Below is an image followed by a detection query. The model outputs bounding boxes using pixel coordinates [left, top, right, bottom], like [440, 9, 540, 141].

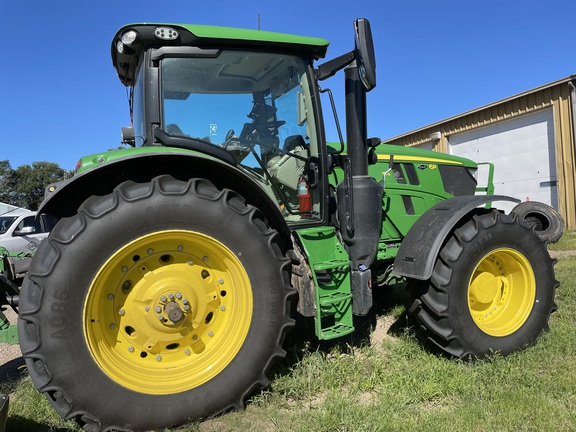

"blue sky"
[2, 0, 575, 171]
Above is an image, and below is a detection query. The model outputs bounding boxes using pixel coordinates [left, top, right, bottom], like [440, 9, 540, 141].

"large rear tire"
[18, 176, 294, 431]
[409, 210, 557, 358]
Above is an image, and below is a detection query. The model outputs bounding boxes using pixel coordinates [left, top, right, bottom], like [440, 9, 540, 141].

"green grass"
[6, 234, 576, 432]
[549, 229, 576, 251]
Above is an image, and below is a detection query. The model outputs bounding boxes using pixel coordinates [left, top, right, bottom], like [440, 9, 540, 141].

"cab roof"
[112, 23, 330, 86]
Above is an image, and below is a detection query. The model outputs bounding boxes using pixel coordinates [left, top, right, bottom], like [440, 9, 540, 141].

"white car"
[0, 210, 58, 280]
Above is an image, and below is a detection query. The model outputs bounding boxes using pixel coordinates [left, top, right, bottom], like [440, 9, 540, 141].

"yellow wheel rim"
[468, 248, 536, 337]
[83, 230, 252, 394]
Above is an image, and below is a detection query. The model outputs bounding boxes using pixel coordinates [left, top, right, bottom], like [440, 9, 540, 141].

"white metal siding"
[448, 109, 557, 213]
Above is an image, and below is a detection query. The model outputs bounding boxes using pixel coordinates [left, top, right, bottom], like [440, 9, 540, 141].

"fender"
[39, 151, 291, 242]
[393, 195, 520, 280]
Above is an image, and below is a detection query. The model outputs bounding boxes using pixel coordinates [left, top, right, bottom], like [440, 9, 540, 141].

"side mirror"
[354, 18, 377, 92]
[14, 226, 35, 236]
[121, 126, 136, 146]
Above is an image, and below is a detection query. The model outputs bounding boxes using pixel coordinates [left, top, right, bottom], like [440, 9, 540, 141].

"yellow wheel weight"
[468, 248, 536, 337]
[83, 230, 252, 394]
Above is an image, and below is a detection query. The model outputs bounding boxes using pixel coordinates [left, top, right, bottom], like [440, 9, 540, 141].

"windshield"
[0, 216, 17, 235]
[160, 51, 322, 223]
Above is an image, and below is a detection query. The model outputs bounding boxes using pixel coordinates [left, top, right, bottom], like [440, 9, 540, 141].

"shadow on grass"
[7, 415, 77, 432]
[275, 280, 423, 374]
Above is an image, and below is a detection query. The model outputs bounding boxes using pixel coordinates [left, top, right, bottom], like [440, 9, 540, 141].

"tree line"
[0, 160, 71, 211]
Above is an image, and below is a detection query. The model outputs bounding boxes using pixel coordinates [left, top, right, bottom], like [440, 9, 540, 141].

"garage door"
[448, 109, 558, 213]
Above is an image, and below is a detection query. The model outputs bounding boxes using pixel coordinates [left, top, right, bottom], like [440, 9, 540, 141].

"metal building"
[384, 75, 576, 230]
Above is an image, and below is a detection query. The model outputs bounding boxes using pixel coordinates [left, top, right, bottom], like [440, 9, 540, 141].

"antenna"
[258, 14, 261, 30]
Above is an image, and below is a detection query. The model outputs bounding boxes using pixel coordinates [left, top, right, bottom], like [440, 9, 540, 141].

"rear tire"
[510, 201, 564, 243]
[409, 210, 557, 358]
[18, 176, 294, 431]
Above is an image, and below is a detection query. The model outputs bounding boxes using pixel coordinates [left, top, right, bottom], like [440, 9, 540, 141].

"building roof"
[384, 75, 576, 142]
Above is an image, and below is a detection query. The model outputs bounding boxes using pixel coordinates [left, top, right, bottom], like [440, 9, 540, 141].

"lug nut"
[155, 306, 162, 313]
[160, 295, 167, 302]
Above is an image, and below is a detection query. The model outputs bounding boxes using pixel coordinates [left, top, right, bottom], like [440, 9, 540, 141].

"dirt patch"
[369, 315, 397, 348]
[549, 250, 576, 259]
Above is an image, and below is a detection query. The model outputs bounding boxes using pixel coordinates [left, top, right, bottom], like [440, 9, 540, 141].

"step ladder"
[295, 227, 354, 340]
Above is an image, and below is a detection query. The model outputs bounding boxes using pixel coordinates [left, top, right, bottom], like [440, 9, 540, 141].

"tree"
[0, 160, 68, 210]
[0, 160, 17, 205]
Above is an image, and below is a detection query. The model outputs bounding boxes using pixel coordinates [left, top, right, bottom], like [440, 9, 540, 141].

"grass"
[549, 229, 576, 251]
[5, 232, 576, 432]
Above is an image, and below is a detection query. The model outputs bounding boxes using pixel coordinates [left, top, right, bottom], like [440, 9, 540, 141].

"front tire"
[409, 210, 557, 358]
[18, 176, 294, 431]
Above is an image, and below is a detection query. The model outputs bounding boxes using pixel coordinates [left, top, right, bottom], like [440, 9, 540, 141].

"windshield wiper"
[154, 129, 237, 166]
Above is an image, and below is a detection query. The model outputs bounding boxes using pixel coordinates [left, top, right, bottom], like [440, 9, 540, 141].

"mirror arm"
[314, 50, 355, 81]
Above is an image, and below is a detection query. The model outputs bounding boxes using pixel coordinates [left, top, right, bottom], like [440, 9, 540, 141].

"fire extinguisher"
[297, 177, 312, 214]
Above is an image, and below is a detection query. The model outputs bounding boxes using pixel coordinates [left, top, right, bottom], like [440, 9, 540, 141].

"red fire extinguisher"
[297, 177, 312, 214]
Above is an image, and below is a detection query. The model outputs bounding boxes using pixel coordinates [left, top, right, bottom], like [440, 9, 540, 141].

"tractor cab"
[114, 25, 330, 224]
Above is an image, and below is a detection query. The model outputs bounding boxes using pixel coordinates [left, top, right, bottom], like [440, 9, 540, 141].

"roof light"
[116, 30, 138, 54]
[121, 30, 138, 46]
[154, 27, 179, 41]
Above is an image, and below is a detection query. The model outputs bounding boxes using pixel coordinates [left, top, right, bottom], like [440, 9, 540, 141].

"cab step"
[295, 227, 354, 340]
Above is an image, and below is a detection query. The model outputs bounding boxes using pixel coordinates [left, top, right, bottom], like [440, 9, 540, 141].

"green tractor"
[16, 19, 557, 431]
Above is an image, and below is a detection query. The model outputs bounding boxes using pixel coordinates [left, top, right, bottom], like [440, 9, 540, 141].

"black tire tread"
[19, 175, 295, 432]
[409, 210, 558, 359]
[510, 201, 564, 243]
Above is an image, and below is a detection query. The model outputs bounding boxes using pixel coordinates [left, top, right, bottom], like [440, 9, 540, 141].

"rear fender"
[39, 153, 290, 243]
[393, 195, 519, 280]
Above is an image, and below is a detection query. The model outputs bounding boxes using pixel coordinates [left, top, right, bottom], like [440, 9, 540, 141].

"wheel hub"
[164, 300, 185, 323]
[469, 272, 501, 304]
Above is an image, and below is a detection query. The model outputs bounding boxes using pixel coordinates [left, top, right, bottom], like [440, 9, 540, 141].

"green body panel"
[171, 24, 328, 52]
[329, 143, 480, 264]
[0, 274, 18, 345]
[75, 146, 209, 174]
